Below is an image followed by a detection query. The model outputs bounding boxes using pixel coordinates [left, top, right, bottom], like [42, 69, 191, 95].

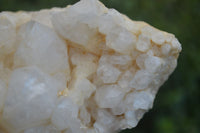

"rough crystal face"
[0, 0, 181, 133]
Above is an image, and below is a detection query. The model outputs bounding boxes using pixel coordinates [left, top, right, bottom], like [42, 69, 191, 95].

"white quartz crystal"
[51, 98, 79, 131]
[2, 67, 60, 132]
[0, 0, 181, 133]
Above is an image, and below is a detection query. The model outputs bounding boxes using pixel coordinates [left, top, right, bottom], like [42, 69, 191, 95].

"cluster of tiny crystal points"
[0, 0, 181, 133]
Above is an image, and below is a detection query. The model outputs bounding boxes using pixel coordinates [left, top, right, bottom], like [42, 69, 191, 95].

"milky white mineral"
[0, 0, 181, 133]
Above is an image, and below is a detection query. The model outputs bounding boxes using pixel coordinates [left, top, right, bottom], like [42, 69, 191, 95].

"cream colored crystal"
[0, 0, 181, 133]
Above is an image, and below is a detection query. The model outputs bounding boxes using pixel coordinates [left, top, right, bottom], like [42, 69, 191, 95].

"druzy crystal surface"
[0, 0, 181, 133]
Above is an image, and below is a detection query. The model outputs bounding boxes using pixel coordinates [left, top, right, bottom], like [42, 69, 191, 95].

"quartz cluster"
[0, 0, 181, 133]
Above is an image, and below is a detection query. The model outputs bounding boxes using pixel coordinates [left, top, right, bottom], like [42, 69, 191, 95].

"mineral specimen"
[0, 0, 181, 133]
